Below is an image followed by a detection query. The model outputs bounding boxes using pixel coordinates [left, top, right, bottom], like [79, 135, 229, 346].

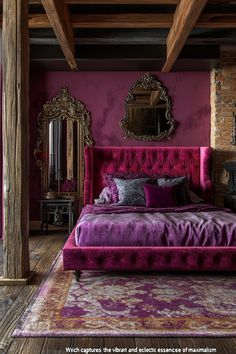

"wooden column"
[0, 0, 34, 284]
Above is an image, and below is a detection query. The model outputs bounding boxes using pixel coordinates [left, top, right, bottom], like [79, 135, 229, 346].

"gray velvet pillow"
[113, 177, 151, 206]
[157, 176, 190, 205]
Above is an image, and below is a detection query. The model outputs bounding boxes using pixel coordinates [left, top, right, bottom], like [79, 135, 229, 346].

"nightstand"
[40, 198, 76, 233]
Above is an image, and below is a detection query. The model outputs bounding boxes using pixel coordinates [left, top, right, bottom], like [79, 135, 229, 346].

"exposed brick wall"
[211, 50, 236, 206]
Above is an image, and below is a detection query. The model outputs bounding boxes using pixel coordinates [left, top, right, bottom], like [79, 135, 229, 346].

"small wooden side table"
[40, 198, 76, 233]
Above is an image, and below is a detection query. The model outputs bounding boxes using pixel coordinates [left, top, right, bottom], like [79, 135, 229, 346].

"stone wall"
[211, 50, 236, 206]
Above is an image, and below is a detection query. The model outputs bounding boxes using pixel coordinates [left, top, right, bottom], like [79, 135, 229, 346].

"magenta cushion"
[144, 184, 177, 208]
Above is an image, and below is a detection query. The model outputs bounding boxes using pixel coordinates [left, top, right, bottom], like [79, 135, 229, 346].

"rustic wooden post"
[0, 0, 34, 284]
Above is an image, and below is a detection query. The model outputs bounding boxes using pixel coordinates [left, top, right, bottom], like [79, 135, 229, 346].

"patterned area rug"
[13, 254, 236, 337]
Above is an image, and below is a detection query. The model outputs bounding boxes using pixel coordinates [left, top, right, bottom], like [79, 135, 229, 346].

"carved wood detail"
[120, 73, 175, 141]
[34, 87, 93, 199]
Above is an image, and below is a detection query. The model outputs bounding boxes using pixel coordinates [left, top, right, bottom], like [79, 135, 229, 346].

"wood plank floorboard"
[71, 337, 104, 353]
[0, 234, 235, 354]
[202, 337, 228, 354]
[105, 337, 135, 351]
[136, 337, 181, 350]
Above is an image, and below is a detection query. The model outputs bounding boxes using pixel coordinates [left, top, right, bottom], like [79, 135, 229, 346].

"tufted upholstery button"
[97, 256, 103, 265]
[130, 254, 137, 263]
[197, 255, 204, 267]
[231, 255, 236, 264]
[213, 254, 221, 264]
[78, 254, 85, 262]
[147, 254, 154, 264]
[114, 254, 121, 263]
[165, 255, 171, 264]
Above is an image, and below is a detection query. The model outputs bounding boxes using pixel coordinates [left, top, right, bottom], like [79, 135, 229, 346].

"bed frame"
[63, 146, 236, 271]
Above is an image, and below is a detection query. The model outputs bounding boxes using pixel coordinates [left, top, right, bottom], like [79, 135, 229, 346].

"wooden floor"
[0, 232, 235, 354]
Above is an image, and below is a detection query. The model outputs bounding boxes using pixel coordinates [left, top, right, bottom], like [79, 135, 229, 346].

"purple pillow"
[103, 173, 148, 203]
[157, 176, 190, 205]
[144, 184, 177, 208]
[95, 186, 113, 204]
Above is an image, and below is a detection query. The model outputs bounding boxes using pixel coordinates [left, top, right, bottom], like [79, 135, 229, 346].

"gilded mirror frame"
[120, 73, 175, 141]
[34, 87, 93, 199]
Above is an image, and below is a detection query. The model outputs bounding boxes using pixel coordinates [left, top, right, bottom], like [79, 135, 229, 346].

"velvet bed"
[63, 146, 236, 271]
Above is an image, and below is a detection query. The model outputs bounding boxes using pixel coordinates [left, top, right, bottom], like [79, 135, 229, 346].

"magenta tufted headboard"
[84, 146, 212, 205]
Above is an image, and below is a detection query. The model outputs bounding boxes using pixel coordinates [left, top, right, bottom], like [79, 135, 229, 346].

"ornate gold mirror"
[34, 87, 93, 200]
[120, 73, 175, 141]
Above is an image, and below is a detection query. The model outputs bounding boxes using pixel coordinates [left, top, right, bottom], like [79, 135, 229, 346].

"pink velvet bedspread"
[75, 204, 236, 248]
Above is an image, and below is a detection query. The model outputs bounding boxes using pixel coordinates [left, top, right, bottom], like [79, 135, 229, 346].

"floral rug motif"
[13, 254, 236, 337]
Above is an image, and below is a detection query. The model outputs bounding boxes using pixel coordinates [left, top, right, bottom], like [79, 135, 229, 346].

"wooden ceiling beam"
[28, 13, 173, 28]
[30, 0, 179, 4]
[2, 12, 236, 29]
[41, 0, 78, 70]
[196, 13, 236, 28]
[19, 12, 236, 29]
[162, 0, 208, 72]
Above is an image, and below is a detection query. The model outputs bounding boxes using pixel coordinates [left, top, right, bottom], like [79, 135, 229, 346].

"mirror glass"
[48, 120, 78, 193]
[120, 73, 175, 141]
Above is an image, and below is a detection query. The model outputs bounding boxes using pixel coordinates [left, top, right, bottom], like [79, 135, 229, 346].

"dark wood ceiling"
[2, 0, 236, 71]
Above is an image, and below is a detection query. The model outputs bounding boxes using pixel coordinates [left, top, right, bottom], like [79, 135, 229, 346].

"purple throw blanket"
[75, 204, 236, 247]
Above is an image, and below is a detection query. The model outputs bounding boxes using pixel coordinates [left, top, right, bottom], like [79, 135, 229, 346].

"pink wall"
[0, 70, 2, 236]
[30, 71, 210, 220]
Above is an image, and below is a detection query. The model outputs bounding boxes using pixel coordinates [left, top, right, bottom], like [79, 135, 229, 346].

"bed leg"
[74, 270, 81, 281]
